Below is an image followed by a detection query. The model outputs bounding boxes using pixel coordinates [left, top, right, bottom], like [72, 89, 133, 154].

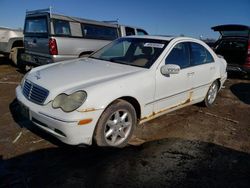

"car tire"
[9, 47, 18, 65]
[9, 47, 24, 66]
[204, 81, 219, 107]
[94, 99, 137, 148]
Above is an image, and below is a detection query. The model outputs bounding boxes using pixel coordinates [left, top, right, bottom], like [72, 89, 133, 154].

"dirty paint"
[77, 108, 98, 113]
[140, 92, 193, 123]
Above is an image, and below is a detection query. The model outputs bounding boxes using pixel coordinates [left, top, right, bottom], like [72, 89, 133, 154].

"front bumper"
[16, 85, 103, 145]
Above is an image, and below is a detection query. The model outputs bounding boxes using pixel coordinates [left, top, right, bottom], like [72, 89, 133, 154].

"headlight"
[52, 91, 87, 112]
[20, 73, 28, 89]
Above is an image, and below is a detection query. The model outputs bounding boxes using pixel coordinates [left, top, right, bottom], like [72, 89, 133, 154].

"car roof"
[125, 35, 200, 42]
[126, 35, 173, 41]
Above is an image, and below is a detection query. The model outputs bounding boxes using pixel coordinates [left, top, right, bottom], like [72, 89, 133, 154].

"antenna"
[49, 6, 52, 17]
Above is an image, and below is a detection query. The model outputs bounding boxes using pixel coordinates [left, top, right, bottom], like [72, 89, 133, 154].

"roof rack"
[103, 19, 119, 25]
[26, 7, 52, 17]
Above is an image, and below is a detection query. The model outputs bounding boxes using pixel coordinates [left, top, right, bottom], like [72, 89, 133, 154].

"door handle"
[210, 66, 215, 70]
[187, 72, 194, 77]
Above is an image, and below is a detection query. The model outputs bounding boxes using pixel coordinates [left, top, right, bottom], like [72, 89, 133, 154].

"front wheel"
[94, 99, 137, 148]
[204, 81, 219, 107]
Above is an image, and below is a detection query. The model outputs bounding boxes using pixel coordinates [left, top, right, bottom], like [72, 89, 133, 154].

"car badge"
[35, 71, 41, 80]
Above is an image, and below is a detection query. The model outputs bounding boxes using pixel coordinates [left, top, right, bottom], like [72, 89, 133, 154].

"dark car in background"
[212, 24, 250, 76]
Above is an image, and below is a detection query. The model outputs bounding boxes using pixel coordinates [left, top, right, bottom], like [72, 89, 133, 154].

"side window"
[190, 42, 214, 65]
[137, 29, 148, 35]
[54, 20, 71, 36]
[125, 27, 136, 36]
[205, 49, 214, 63]
[165, 42, 190, 69]
[69, 22, 82, 37]
[82, 24, 118, 40]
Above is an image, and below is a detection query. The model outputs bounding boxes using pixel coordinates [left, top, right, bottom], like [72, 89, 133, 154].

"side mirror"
[160, 64, 180, 75]
[83, 29, 87, 36]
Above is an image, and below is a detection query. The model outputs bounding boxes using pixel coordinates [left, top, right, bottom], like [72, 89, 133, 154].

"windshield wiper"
[89, 57, 110, 62]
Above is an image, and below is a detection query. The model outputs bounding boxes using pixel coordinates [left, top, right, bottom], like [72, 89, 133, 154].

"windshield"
[24, 16, 48, 35]
[90, 37, 168, 68]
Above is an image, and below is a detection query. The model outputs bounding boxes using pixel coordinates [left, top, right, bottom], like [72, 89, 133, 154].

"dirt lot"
[0, 57, 250, 187]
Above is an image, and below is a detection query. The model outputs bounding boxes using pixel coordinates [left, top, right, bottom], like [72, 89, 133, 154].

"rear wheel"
[94, 99, 136, 148]
[204, 81, 219, 107]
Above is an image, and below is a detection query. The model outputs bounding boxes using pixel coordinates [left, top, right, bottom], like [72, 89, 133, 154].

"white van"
[21, 8, 148, 66]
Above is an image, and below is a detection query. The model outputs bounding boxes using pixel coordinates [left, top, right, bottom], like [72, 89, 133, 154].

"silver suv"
[21, 8, 148, 66]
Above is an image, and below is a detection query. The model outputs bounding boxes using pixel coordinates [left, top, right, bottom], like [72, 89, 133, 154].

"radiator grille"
[22, 80, 49, 105]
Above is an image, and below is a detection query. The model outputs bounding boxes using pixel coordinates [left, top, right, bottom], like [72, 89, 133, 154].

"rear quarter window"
[82, 24, 118, 40]
[53, 20, 71, 36]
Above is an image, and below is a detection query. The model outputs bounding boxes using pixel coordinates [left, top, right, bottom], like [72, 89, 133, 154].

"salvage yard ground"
[0, 56, 250, 187]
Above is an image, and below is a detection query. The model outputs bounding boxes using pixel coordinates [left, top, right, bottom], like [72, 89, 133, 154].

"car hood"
[27, 58, 144, 94]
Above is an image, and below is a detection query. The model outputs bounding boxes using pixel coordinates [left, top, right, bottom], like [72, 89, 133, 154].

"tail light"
[244, 40, 250, 68]
[49, 38, 58, 55]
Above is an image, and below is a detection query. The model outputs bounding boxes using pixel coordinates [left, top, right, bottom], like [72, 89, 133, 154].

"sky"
[0, 0, 249, 39]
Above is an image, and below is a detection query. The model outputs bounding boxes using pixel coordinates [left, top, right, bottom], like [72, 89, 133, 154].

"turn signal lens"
[78, 119, 92, 125]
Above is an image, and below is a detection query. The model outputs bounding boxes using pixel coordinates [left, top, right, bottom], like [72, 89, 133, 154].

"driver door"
[154, 42, 192, 113]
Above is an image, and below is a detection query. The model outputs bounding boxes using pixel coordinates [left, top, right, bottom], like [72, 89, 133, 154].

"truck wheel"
[9, 47, 24, 65]
[94, 99, 137, 148]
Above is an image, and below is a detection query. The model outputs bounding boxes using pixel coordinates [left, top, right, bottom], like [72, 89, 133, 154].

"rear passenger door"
[188, 42, 216, 101]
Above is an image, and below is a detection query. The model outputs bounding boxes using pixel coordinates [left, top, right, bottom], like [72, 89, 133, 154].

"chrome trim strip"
[146, 82, 211, 106]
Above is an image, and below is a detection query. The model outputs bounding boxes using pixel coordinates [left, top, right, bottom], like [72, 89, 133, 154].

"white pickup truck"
[0, 27, 24, 65]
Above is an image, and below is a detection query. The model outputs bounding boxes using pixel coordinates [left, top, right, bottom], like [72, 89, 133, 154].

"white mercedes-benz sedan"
[16, 36, 227, 147]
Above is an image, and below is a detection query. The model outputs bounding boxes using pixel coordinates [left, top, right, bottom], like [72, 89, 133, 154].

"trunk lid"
[212, 24, 250, 38]
[212, 25, 250, 65]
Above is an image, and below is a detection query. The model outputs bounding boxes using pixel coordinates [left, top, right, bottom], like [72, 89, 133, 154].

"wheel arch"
[79, 51, 93, 57]
[101, 96, 142, 121]
[215, 78, 221, 90]
[93, 96, 141, 147]
[118, 96, 141, 121]
[12, 40, 24, 48]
